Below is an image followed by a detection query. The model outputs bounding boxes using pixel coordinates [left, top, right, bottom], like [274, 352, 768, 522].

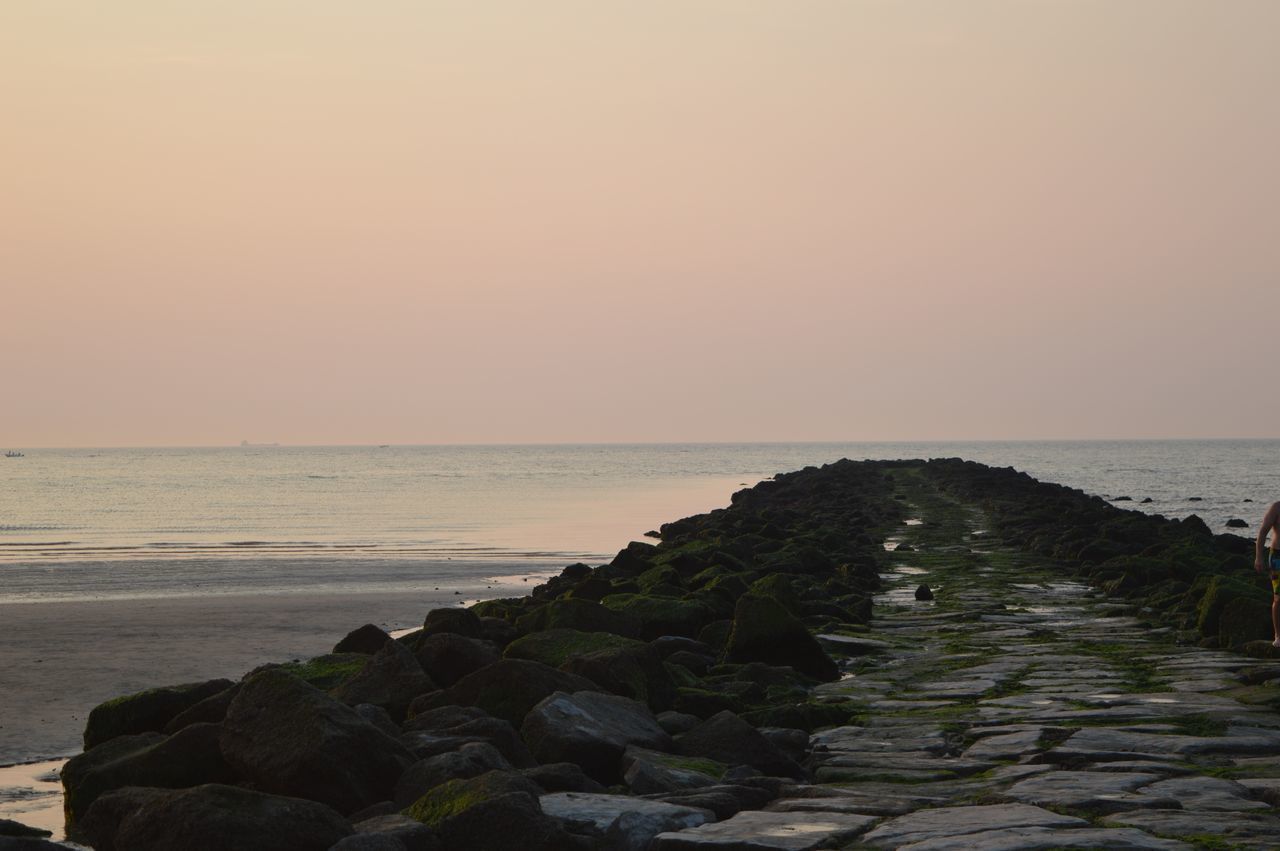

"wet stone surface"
[655, 468, 1280, 849]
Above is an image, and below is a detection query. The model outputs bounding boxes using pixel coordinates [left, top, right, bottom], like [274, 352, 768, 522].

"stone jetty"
[41, 459, 1280, 850]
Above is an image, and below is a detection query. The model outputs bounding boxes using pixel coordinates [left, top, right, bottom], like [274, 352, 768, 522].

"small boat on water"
[5, 451, 23, 458]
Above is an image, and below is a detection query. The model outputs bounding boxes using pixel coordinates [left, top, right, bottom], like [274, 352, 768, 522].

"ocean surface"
[0, 441, 1272, 603]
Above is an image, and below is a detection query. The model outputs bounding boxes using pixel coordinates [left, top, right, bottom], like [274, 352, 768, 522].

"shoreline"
[0, 562, 559, 767]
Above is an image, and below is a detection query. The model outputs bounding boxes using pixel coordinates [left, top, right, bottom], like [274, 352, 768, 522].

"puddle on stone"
[904, 518, 924, 526]
[894, 566, 928, 575]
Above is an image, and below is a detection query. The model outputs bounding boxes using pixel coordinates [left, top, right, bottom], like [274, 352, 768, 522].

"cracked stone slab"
[540, 792, 714, 851]
[962, 729, 1043, 760]
[860, 803, 1086, 848]
[1137, 776, 1270, 811]
[1002, 771, 1175, 814]
[651, 810, 877, 850]
[1051, 727, 1280, 760]
[897, 826, 1193, 850]
[1102, 809, 1280, 846]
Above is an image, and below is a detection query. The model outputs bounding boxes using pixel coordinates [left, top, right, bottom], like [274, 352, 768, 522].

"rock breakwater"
[47, 459, 1280, 849]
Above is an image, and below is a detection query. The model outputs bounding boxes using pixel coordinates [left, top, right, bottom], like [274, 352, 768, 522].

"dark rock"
[599, 595, 713, 640]
[622, 746, 725, 794]
[402, 770, 567, 851]
[915, 584, 934, 601]
[220, 668, 414, 814]
[62, 723, 235, 825]
[334, 624, 394, 655]
[413, 659, 598, 725]
[353, 703, 402, 739]
[331, 639, 435, 722]
[504, 629, 645, 668]
[413, 633, 500, 688]
[1141, 497, 1153, 503]
[77, 784, 353, 851]
[656, 711, 701, 735]
[164, 684, 240, 734]
[664, 651, 711, 677]
[328, 835, 407, 851]
[402, 706, 535, 767]
[351, 814, 440, 851]
[0, 839, 67, 850]
[393, 742, 512, 808]
[521, 691, 674, 784]
[1227, 518, 1249, 528]
[538, 791, 713, 851]
[649, 636, 715, 659]
[0, 820, 50, 838]
[421, 607, 484, 639]
[676, 710, 806, 780]
[477, 617, 518, 647]
[515, 598, 641, 638]
[521, 762, 607, 794]
[724, 593, 838, 681]
[83, 678, 234, 750]
[1112, 495, 1133, 502]
[560, 644, 678, 712]
[270, 654, 370, 690]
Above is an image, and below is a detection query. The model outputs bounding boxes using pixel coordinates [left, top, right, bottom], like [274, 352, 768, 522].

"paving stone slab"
[962, 729, 1043, 760]
[1137, 776, 1269, 811]
[1002, 771, 1173, 814]
[651, 810, 876, 850]
[898, 826, 1193, 851]
[860, 803, 1086, 848]
[1102, 809, 1280, 846]
[1053, 727, 1280, 760]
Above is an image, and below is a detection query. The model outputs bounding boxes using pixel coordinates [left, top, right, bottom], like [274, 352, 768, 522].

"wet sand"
[0, 568, 553, 766]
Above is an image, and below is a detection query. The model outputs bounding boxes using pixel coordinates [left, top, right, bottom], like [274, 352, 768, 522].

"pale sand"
[0, 569, 553, 766]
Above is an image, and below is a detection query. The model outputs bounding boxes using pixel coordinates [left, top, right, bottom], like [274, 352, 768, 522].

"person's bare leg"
[1272, 594, 1280, 645]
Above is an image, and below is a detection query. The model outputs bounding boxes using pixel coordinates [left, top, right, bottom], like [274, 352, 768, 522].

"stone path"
[654, 469, 1280, 850]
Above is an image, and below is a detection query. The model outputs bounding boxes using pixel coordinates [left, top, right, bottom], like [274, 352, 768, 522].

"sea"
[1, 441, 1273, 603]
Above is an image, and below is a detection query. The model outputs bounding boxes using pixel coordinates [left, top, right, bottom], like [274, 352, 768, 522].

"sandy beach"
[0, 564, 555, 766]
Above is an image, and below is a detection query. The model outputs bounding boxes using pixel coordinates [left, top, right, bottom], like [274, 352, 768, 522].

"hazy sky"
[4, 1, 1278, 446]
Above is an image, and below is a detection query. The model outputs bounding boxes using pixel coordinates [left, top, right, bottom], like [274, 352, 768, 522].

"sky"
[3, 1, 1278, 446]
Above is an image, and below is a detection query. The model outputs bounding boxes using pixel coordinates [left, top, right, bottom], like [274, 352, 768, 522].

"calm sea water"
[0, 441, 1272, 600]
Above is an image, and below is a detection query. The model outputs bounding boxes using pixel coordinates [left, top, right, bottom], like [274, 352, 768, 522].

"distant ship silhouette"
[240, 440, 280, 447]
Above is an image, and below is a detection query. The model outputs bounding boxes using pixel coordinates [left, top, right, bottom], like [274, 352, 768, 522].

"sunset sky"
[4, 1, 1278, 446]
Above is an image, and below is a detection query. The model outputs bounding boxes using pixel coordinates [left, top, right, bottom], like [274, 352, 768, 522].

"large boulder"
[77, 784, 353, 851]
[402, 770, 567, 851]
[676, 711, 806, 780]
[273, 654, 370, 690]
[724, 592, 838, 681]
[83, 678, 234, 750]
[560, 644, 678, 712]
[621, 746, 726, 795]
[600, 595, 713, 640]
[219, 669, 414, 813]
[393, 742, 512, 808]
[402, 705, 534, 767]
[331, 640, 436, 722]
[514, 598, 641, 638]
[164, 684, 241, 733]
[504, 629, 645, 667]
[421, 607, 484, 639]
[62, 723, 235, 825]
[539, 792, 713, 851]
[348, 814, 439, 851]
[413, 633, 499, 687]
[412, 659, 598, 725]
[334, 624, 394, 655]
[520, 691, 674, 784]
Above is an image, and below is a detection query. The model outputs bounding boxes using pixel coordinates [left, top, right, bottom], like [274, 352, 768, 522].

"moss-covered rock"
[275, 654, 369, 691]
[724, 592, 839, 681]
[599, 594, 713, 640]
[1196, 575, 1263, 637]
[1219, 596, 1275, 649]
[514, 598, 640, 638]
[83, 679, 234, 751]
[422, 607, 484, 639]
[402, 770, 563, 851]
[414, 659, 598, 725]
[503, 628, 644, 667]
[560, 644, 678, 711]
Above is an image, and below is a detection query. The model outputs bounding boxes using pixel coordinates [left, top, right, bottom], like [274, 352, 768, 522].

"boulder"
[350, 814, 440, 851]
[331, 640, 436, 722]
[62, 723, 235, 825]
[219, 669, 414, 814]
[0, 820, 50, 839]
[402, 706, 535, 767]
[560, 644, 678, 711]
[164, 684, 240, 733]
[412, 659, 598, 725]
[724, 593, 838, 681]
[393, 742, 512, 808]
[83, 678, 234, 750]
[0, 840, 66, 850]
[272, 654, 370, 690]
[539, 792, 713, 851]
[413, 633, 499, 687]
[600, 595, 712, 640]
[621, 746, 725, 794]
[521, 763, 607, 794]
[1227, 518, 1249, 529]
[77, 783, 353, 851]
[504, 629, 645, 667]
[335, 624, 394, 655]
[402, 771, 567, 851]
[915, 584, 934, 601]
[421, 607, 484, 639]
[520, 691, 673, 784]
[515, 598, 641, 638]
[676, 711, 806, 780]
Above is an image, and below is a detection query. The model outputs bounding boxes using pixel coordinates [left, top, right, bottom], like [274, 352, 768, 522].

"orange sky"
[4, 1, 1278, 446]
